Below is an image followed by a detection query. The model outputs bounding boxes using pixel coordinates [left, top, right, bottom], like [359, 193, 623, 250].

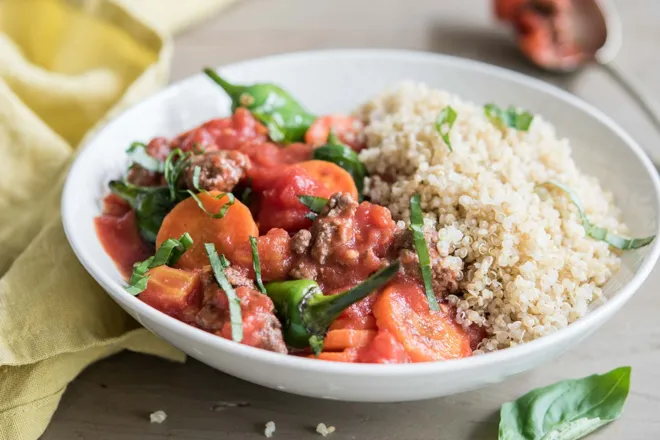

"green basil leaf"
[435, 106, 457, 151]
[539, 181, 655, 250]
[126, 142, 163, 173]
[187, 190, 235, 219]
[205, 243, 243, 342]
[485, 103, 534, 131]
[125, 233, 193, 295]
[298, 195, 328, 216]
[408, 194, 439, 311]
[250, 236, 266, 294]
[163, 148, 191, 201]
[499, 366, 631, 440]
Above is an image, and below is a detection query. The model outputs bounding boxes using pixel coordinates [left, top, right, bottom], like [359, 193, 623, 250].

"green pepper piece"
[203, 68, 316, 144]
[312, 132, 368, 199]
[264, 261, 400, 354]
[109, 181, 183, 243]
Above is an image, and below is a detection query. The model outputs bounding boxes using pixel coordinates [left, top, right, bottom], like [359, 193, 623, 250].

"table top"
[43, 0, 660, 438]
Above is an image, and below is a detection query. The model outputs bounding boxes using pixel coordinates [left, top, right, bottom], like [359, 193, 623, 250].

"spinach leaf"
[499, 366, 631, 440]
[109, 181, 184, 243]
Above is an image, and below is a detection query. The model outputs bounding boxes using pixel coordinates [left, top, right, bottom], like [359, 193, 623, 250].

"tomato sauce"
[96, 108, 484, 364]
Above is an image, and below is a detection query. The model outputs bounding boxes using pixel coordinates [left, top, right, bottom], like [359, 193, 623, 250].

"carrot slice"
[305, 115, 364, 151]
[139, 266, 201, 321]
[156, 191, 258, 270]
[323, 329, 377, 351]
[308, 349, 359, 362]
[296, 160, 358, 200]
[373, 281, 472, 362]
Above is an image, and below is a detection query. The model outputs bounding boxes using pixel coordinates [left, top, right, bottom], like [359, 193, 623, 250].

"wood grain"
[42, 0, 660, 438]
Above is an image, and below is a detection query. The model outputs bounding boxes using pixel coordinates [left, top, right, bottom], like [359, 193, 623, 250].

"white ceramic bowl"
[62, 49, 660, 402]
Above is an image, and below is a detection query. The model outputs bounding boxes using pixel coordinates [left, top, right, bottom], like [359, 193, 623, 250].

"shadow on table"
[427, 22, 582, 93]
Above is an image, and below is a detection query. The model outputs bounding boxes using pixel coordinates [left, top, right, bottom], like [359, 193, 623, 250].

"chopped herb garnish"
[409, 194, 440, 311]
[205, 243, 243, 342]
[126, 142, 163, 173]
[484, 103, 534, 131]
[539, 181, 655, 250]
[187, 190, 235, 219]
[298, 195, 328, 221]
[163, 149, 192, 201]
[435, 106, 457, 151]
[249, 236, 266, 294]
[192, 166, 202, 191]
[125, 233, 194, 295]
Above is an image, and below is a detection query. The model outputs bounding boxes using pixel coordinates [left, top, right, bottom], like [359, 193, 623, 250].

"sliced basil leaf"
[192, 165, 202, 191]
[187, 190, 235, 219]
[163, 148, 191, 201]
[298, 195, 328, 220]
[435, 106, 457, 151]
[125, 234, 193, 295]
[540, 181, 655, 250]
[126, 142, 163, 173]
[250, 236, 266, 294]
[485, 103, 534, 131]
[205, 243, 243, 342]
[409, 194, 439, 311]
[499, 366, 631, 440]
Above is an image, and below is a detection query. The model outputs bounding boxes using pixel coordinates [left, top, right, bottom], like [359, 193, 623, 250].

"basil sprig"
[297, 195, 329, 220]
[204, 243, 243, 342]
[540, 181, 655, 250]
[249, 236, 266, 294]
[126, 233, 194, 295]
[409, 194, 439, 311]
[485, 103, 534, 131]
[435, 106, 457, 151]
[126, 142, 163, 173]
[499, 366, 631, 440]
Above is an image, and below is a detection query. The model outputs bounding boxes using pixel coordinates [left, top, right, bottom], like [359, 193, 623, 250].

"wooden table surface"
[43, 0, 660, 438]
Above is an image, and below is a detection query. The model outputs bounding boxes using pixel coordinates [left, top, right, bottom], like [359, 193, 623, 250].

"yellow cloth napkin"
[0, 1, 235, 438]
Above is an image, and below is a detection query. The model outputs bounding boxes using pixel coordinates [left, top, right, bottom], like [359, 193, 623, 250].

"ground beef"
[290, 229, 312, 255]
[288, 193, 397, 291]
[183, 150, 251, 193]
[126, 165, 165, 187]
[195, 266, 287, 353]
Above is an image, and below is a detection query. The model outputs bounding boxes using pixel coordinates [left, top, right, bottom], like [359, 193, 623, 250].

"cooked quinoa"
[357, 82, 626, 352]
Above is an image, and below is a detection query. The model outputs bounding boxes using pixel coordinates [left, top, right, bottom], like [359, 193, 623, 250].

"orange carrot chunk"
[139, 266, 201, 322]
[308, 348, 359, 362]
[373, 281, 472, 362]
[323, 329, 377, 351]
[156, 191, 258, 270]
[297, 160, 358, 200]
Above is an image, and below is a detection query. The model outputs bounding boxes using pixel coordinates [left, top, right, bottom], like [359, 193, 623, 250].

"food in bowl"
[94, 68, 654, 363]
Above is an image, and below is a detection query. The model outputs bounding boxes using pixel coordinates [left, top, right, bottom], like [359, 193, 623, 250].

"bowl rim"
[62, 48, 660, 377]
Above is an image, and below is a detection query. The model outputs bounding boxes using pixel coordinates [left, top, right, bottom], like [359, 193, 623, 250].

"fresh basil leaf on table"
[499, 366, 631, 440]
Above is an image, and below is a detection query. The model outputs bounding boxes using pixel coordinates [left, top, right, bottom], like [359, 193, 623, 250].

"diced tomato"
[305, 115, 365, 151]
[358, 331, 411, 364]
